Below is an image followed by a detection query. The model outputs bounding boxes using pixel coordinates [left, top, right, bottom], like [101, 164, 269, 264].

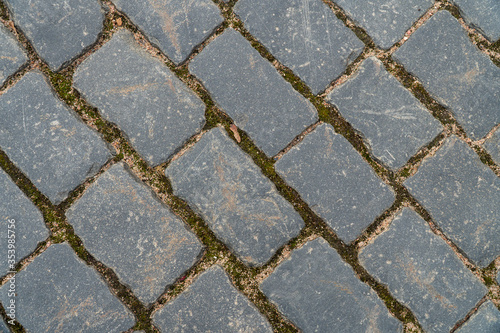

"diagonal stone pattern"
[0, 25, 27, 85]
[456, 300, 500, 333]
[452, 0, 500, 41]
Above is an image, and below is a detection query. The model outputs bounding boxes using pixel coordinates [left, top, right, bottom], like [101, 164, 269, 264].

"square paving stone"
[261, 238, 402, 332]
[456, 300, 500, 333]
[0, 25, 27, 85]
[393, 11, 500, 140]
[189, 29, 318, 157]
[234, 0, 364, 94]
[484, 127, 500, 166]
[74, 30, 205, 166]
[166, 127, 304, 266]
[0, 71, 112, 204]
[67, 162, 202, 304]
[359, 208, 488, 333]
[453, 0, 500, 41]
[404, 135, 500, 267]
[328, 57, 442, 169]
[153, 265, 273, 332]
[112, 0, 223, 64]
[4, 0, 104, 70]
[275, 123, 395, 243]
[0, 243, 135, 332]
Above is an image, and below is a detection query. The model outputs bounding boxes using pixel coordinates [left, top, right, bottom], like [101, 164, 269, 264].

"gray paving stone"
[359, 208, 488, 333]
[235, 0, 364, 94]
[404, 136, 500, 266]
[0, 319, 8, 332]
[0, 71, 112, 204]
[74, 30, 205, 166]
[261, 238, 402, 332]
[67, 162, 202, 304]
[0, 243, 135, 332]
[112, 0, 223, 64]
[393, 11, 500, 140]
[153, 266, 273, 332]
[0, 25, 27, 85]
[453, 0, 500, 41]
[484, 127, 500, 166]
[189, 29, 318, 157]
[328, 57, 442, 169]
[456, 300, 500, 333]
[166, 127, 304, 266]
[4, 0, 104, 70]
[275, 123, 395, 243]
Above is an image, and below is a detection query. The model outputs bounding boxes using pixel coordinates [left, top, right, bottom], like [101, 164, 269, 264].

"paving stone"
[0, 71, 112, 204]
[235, 0, 364, 94]
[404, 136, 500, 266]
[328, 57, 442, 169]
[74, 30, 205, 166]
[0, 319, 8, 332]
[483, 127, 500, 166]
[0, 25, 27, 85]
[189, 29, 318, 157]
[453, 0, 500, 41]
[166, 127, 304, 266]
[0, 243, 135, 332]
[153, 266, 273, 332]
[359, 208, 488, 333]
[456, 300, 500, 333]
[4, 0, 103, 70]
[67, 162, 202, 304]
[261, 238, 402, 332]
[112, 0, 223, 64]
[393, 11, 500, 140]
[275, 123, 395, 243]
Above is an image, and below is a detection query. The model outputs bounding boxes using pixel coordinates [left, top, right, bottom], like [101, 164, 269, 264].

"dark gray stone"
[0, 71, 112, 204]
[328, 57, 442, 169]
[235, 0, 364, 94]
[404, 136, 500, 266]
[4, 0, 103, 70]
[456, 301, 500, 333]
[67, 163, 202, 304]
[153, 266, 273, 332]
[166, 127, 304, 266]
[393, 11, 500, 140]
[275, 123, 394, 243]
[74, 30, 205, 166]
[112, 0, 223, 64]
[0, 243, 135, 332]
[0, 25, 27, 85]
[453, 0, 500, 41]
[484, 127, 500, 166]
[189, 29, 318, 157]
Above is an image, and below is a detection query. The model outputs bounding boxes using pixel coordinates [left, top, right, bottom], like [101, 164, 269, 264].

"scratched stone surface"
[456, 300, 500, 333]
[67, 162, 203, 304]
[0, 25, 27, 85]
[453, 0, 500, 41]
[484, 127, 500, 166]
[359, 208, 488, 333]
[74, 30, 205, 166]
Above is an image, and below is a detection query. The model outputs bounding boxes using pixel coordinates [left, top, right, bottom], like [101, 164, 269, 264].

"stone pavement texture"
[0, 0, 499, 332]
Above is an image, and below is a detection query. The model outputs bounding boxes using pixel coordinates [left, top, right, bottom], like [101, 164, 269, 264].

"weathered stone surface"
[153, 266, 273, 332]
[359, 208, 488, 333]
[4, 0, 103, 70]
[74, 30, 205, 166]
[328, 57, 442, 169]
[0, 319, 8, 332]
[275, 123, 394, 242]
[0, 25, 27, 85]
[67, 163, 202, 304]
[166, 127, 304, 266]
[0, 243, 135, 332]
[113, 0, 223, 64]
[189, 29, 318, 157]
[453, 0, 500, 41]
[484, 127, 500, 166]
[393, 11, 500, 140]
[405, 136, 500, 266]
[0, 71, 112, 204]
[235, 0, 364, 94]
[456, 301, 500, 333]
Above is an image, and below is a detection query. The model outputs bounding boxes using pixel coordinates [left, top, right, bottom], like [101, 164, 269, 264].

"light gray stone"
[0, 25, 27, 85]
[453, 0, 500, 41]
[456, 301, 500, 333]
[484, 127, 500, 166]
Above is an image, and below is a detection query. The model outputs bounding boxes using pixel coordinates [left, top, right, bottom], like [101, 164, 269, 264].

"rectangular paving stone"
[189, 29, 318, 157]
[166, 127, 304, 266]
[453, 0, 500, 41]
[359, 208, 488, 333]
[456, 300, 500, 333]
[0, 25, 27, 85]
[484, 127, 500, 166]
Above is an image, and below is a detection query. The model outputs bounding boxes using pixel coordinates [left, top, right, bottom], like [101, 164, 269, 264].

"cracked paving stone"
[275, 123, 395, 243]
[67, 162, 202, 304]
[0, 25, 27, 85]
[359, 208, 488, 333]
[453, 0, 500, 41]
[153, 266, 273, 332]
[112, 0, 223, 65]
[3, 0, 103, 71]
[328, 57, 442, 169]
[234, 0, 364, 94]
[0, 243, 135, 332]
[0, 71, 112, 204]
[261, 238, 402, 332]
[189, 29, 318, 157]
[456, 300, 500, 333]
[484, 127, 500, 166]
[74, 30, 205, 166]
[166, 127, 304, 266]
[393, 11, 500, 140]
[404, 135, 500, 266]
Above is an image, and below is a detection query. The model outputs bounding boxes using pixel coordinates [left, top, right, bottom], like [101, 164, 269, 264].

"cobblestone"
[453, 0, 500, 41]
[0, 25, 27, 85]
[456, 300, 500, 333]
[484, 127, 500, 165]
